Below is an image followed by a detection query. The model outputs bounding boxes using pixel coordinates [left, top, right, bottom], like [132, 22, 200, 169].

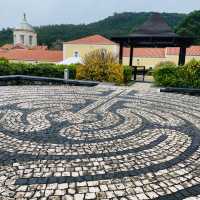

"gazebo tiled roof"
[112, 13, 195, 66]
[129, 13, 177, 37]
[112, 13, 193, 48]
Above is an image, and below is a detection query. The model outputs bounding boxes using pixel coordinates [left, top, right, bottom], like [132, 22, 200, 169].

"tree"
[51, 39, 63, 50]
[0, 28, 12, 46]
[176, 10, 200, 44]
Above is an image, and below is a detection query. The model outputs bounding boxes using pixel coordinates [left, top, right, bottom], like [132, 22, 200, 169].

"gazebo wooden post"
[129, 45, 134, 66]
[119, 42, 123, 64]
[178, 46, 186, 66]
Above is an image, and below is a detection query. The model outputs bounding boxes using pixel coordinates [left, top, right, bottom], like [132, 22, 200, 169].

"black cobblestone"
[0, 85, 199, 200]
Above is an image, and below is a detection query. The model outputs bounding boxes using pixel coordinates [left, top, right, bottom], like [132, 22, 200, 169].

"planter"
[0, 75, 99, 87]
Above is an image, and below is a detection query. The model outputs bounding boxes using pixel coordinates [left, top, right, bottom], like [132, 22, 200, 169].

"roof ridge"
[64, 34, 116, 45]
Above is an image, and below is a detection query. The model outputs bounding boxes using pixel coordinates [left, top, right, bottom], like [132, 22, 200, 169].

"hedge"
[153, 59, 200, 88]
[0, 58, 133, 84]
[0, 59, 77, 79]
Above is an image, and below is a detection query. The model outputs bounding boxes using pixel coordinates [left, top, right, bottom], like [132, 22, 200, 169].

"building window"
[20, 35, 25, 44]
[74, 51, 79, 58]
[29, 35, 33, 45]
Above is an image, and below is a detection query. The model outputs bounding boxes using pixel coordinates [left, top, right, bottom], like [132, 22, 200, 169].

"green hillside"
[0, 12, 187, 49]
[176, 10, 200, 44]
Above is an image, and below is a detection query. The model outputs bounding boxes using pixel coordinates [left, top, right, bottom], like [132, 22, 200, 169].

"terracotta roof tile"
[32, 45, 48, 50]
[1, 44, 48, 51]
[166, 47, 179, 55]
[12, 43, 28, 49]
[123, 47, 165, 58]
[0, 49, 62, 62]
[166, 46, 200, 56]
[64, 34, 116, 45]
[1, 44, 14, 50]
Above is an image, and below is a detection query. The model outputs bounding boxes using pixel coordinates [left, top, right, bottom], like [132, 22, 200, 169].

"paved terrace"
[0, 84, 199, 200]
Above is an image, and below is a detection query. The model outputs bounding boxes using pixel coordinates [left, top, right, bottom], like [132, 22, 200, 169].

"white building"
[13, 14, 37, 48]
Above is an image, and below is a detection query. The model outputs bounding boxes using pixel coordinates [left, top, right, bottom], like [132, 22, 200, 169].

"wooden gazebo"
[112, 13, 194, 66]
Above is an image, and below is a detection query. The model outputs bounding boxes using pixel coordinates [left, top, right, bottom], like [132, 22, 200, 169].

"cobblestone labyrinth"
[0, 86, 200, 200]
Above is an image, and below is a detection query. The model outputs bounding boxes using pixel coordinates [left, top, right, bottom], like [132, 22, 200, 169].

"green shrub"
[76, 49, 131, 84]
[153, 59, 200, 88]
[0, 59, 11, 75]
[0, 57, 9, 64]
[123, 65, 132, 83]
[183, 59, 200, 88]
[153, 65, 180, 87]
[0, 58, 78, 79]
[155, 61, 176, 69]
[76, 65, 88, 80]
[76, 63, 125, 84]
[82, 49, 118, 82]
[107, 64, 124, 85]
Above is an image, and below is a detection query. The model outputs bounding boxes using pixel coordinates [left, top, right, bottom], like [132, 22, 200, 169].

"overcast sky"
[1, 0, 200, 30]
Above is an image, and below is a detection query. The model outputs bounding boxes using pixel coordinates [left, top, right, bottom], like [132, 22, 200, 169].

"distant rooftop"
[1, 43, 48, 51]
[123, 46, 200, 58]
[123, 47, 166, 58]
[64, 35, 116, 45]
[167, 46, 200, 56]
[0, 44, 62, 62]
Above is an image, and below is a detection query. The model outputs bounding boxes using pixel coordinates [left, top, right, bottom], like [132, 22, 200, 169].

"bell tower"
[13, 13, 37, 48]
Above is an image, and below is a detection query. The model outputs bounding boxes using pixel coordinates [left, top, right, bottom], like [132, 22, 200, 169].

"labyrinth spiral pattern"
[0, 85, 200, 200]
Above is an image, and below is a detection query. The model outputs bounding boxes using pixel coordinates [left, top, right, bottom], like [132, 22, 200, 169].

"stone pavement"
[0, 84, 199, 200]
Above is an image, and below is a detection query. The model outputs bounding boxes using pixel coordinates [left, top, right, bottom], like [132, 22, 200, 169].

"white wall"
[14, 30, 37, 48]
